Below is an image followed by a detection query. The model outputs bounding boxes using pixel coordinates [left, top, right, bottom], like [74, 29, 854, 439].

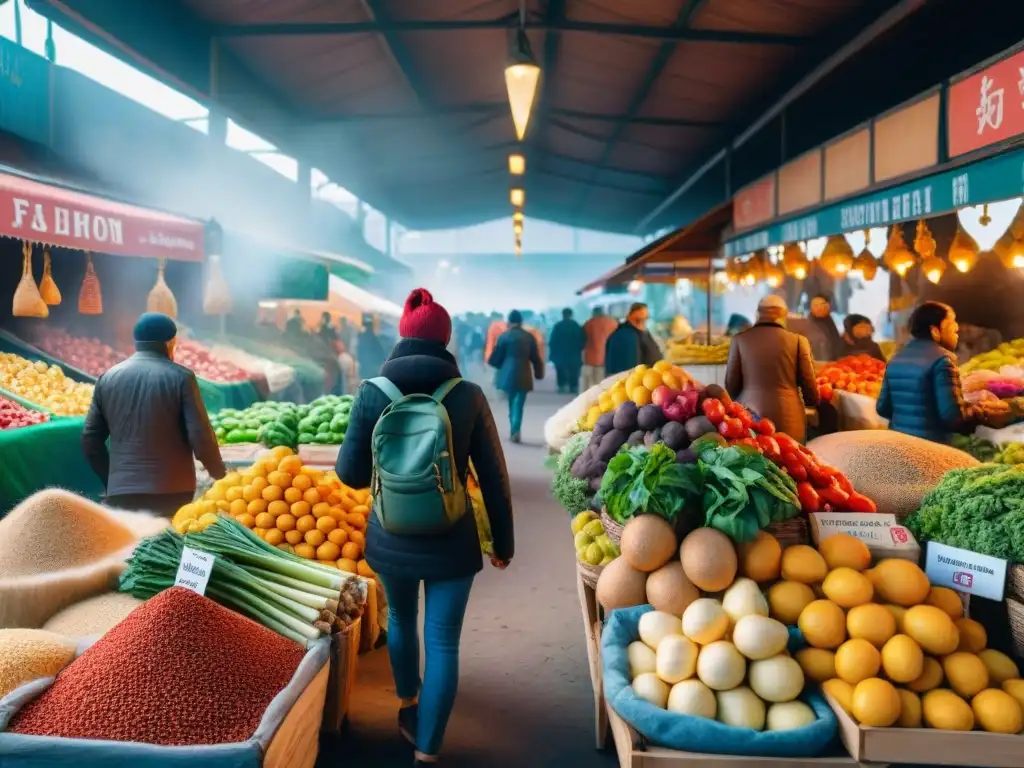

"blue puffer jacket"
[876, 339, 973, 444]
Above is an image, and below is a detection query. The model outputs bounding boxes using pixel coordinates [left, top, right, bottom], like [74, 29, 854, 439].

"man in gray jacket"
[82, 312, 226, 516]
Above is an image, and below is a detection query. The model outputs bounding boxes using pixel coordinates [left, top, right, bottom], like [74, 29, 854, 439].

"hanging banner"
[948, 46, 1024, 158]
[732, 175, 776, 232]
[0, 171, 205, 260]
[724, 145, 1024, 257]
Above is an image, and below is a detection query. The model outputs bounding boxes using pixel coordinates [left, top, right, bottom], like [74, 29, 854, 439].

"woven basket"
[1009, 564, 1024, 600]
[600, 508, 623, 547]
[766, 517, 810, 549]
[577, 559, 603, 589]
[1006, 597, 1024, 659]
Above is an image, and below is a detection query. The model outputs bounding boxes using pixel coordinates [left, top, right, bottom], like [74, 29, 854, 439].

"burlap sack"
[146, 258, 178, 318]
[12, 243, 47, 318]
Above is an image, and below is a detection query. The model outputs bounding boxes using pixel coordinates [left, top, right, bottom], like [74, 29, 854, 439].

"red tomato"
[701, 398, 726, 425]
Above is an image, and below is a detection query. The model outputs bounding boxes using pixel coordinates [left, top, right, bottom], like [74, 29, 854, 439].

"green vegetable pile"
[904, 464, 1024, 562]
[212, 394, 353, 449]
[995, 441, 1024, 465]
[601, 443, 699, 525]
[951, 434, 998, 462]
[551, 431, 594, 516]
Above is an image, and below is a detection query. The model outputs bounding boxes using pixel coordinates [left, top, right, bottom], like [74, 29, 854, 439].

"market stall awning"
[578, 202, 732, 294]
[0, 168, 205, 261]
[328, 275, 402, 319]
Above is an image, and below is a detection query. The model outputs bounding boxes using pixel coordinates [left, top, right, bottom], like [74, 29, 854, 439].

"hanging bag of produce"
[146, 258, 178, 318]
[12, 242, 48, 318]
[203, 254, 233, 316]
[38, 248, 61, 306]
[78, 254, 103, 315]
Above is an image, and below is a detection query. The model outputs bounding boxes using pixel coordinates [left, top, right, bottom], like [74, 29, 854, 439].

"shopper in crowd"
[82, 313, 226, 517]
[317, 311, 337, 346]
[488, 309, 545, 443]
[356, 312, 388, 381]
[604, 302, 662, 376]
[483, 311, 507, 364]
[840, 314, 886, 361]
[724, 295, 819, 443]
[581, 306, 617, 390]
[335, 340, 357, 395]
[284, 309, 305, 339]
[548, 308, 585, 395]
[877, 301, 979, 444]
[806, 293, 843, 361]
[726, 313, 752, 336]
[335, 288, 514, 767]
[337, 315, 356, 352]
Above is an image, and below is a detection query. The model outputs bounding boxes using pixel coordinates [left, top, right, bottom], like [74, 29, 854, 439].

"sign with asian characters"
[924, 542, 1007, 602]
[949, 47, 1024, 158]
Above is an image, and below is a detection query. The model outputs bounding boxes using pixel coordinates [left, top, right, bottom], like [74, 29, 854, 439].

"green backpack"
[367, 377, 468, 535]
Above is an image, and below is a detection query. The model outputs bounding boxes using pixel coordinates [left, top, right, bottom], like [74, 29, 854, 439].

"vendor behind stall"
[604, 302, 662, 376]
[806, 294, 843, 361]
[82, 313, 226, 517]
[840, 314, 886, 361]
[877, 301, 979, 444]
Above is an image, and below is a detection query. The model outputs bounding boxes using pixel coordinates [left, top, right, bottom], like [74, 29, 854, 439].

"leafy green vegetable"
[600, 444, 700, 524]
[551, 432, 594, 516]
[904, 464, 1024, 562]
[951, 434, 998, 462]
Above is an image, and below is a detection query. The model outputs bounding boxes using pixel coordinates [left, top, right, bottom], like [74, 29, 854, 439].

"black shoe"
[398, 704, 417, 746]
[511, 433, 521, 443]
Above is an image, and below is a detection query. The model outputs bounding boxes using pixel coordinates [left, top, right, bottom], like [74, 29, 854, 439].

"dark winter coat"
[82, 346, 226, 496]
[877, 339, 976, 444]
[839, 336, 886, 362]
[356, 329, 388, 379]
[604, 322, 661, 376]
[335, 338, 515, 581]
[549, 319, 585, 374]
[488, 326, 544, 393]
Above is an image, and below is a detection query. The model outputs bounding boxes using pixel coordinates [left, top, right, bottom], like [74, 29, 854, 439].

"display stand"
[577, 568, 607, 748]
[220, 443, 268, 465]
[322, 618, 362, 732]
[358, 577, 381, 653]
[263, 662, 330, 768]
[298, 444, 341, 467]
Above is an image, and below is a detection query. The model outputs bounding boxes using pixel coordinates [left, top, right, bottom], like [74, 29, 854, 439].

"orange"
[852, 678, 901, 727]
[351, 504, 371, 518]
[255, 512, 274, 529]
[630, 386, 652, 406]
[316, 542, 341, 562]
[294, 543, 315, 559]
[357, 560, 376, 578]
[349, 529, 366, 548]
[247, 498, 268, 516]
[798, 599, 847, 650]
[264, 528, 285, 546]
[292, 473, 313, 491]
[284, 487, 303, 504]
[337, 558, 358, 574]
[267, 471, 293, 489]
[346, 513, 367, 529]
[278, 455, 303, 476]
[304, 529, 326, 547]
[818, 534, 871, 572]
[328, 528, 349, 546]
[342, 541, 363, 560]
[925, 587, 964, 619]
[267, 500, 289, 517]
[907, 657, 944, 693]
[955, 618, 987, 653]
[661, 373, 682, 390]
[253, 528, 267, 539]
[316, 484, 334, 499]
[285, 529, 304, 545]
[610, 389, 629, 407]
[328, 506, 345, 520]
[834, 639, 881, 685]
[226, 486, 245, 503]
[846, 604, 896, 648]
[317, 559, 338, 569]
[250, 476, 269, 494]
[262, 485, 283, 502]
[291, 500, 311, 518]
[316, 515, 338, 533]
[276, 513, 297, 532]
[270, 446, 293, 459]
[327, 491, 345, 506]
[624, 373, 643, 392]
[641, 370, 663, 391]
[235, 513, 255, 528]
[312, 502, 333, 518]
[229, 499, 247, 517]
[242, 485, 261, 502]
[880, 634, 924, 683]
[303, 488, 322, 506]
[249, 463, 267, 479]
[296, 514, 316, 533]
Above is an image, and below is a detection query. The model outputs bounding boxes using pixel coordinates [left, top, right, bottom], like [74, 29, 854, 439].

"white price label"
[924, 542, 1007, 601]
[174, 546, 215, 596]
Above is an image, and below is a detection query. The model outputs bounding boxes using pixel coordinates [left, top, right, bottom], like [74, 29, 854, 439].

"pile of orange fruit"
[172, 446, 375, 577]
[580, 361, 692, 430]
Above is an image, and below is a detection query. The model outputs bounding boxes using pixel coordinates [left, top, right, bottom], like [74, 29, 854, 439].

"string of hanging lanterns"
[504, 1, 540, 258]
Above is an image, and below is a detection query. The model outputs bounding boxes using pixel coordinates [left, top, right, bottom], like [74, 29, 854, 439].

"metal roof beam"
[527, 0, 568, 170]
[212, 18, 808, 45]
[358, 0, 434, 106]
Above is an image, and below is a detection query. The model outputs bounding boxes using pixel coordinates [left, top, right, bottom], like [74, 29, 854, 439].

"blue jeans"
[380, 574, 475, 756]
[508, 390, 527, 435]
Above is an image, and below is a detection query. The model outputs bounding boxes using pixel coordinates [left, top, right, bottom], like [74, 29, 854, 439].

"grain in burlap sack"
[0, 489, 139, 628]
[38, 248, 61, 306]
[12, 243, 47, 318]
[42, 593, 144, 639]
[146, 258, 178, 318]
[78, 254, 103, 315]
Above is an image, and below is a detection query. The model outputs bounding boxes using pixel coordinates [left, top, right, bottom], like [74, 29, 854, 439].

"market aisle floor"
[319, 379, 616, 768]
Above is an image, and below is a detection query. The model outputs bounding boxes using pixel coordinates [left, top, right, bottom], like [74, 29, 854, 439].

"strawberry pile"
[699, 396, 876, 514]
[0, 396, 49, 431]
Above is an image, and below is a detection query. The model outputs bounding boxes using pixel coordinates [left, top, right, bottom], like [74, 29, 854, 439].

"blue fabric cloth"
[876, 339, 970, 444]
[601, 606, 839, 758]
[508, 390, 527, 435]
[380, 573, 475, 756]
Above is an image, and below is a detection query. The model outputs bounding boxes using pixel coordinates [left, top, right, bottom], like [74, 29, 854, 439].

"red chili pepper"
[797, 481, 820, 513]
[752, 418, 776, 436]
[701, 398, 726, 425]
[832, 472, 854, 495]
[818, 484, 851, 508]
[718, 417, 746, 440]
[774, 433, 800, 454]
[846, 491, 877, 513]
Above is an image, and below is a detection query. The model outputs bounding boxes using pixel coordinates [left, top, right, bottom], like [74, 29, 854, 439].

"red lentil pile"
[10, 587, 306, 746]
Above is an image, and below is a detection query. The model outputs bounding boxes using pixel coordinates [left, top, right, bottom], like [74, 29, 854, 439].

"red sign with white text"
[948, 48, 1024, 157]
[733, 175, 776, 232]
[0, 172, 204, 260]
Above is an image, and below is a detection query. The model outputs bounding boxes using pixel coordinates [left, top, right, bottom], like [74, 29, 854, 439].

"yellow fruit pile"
[0, 353, 93, 415]
[962, 338, 1024, 374]
[665, 341, 730, 366]
[172, 447, 375, 578]
[580, 361, 691, 430]
[776, 535, 1024, 734]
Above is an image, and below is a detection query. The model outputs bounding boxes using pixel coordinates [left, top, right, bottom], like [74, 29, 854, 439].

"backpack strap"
[431, 377, 463, 402]
[367, 377, 403, 403]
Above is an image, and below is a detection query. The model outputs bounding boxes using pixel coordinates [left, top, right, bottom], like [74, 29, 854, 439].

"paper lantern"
[948, 226, 979, 273]
[819, 235, 854, 278]
[781, 242, 809, 280]
[883, 226, 916, 278]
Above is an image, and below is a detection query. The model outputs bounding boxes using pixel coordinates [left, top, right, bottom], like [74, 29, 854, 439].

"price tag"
[174, 546, 215, 596]
[924, 542, 1007, 601]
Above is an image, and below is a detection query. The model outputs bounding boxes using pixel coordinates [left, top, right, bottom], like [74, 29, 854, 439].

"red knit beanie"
[399, 288, 452, 344]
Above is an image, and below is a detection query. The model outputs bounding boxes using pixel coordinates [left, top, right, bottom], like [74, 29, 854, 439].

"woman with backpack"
[335, 287, 515, 767]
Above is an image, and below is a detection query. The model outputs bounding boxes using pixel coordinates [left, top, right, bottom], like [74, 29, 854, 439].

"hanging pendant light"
[848, 229, 881, 280]
[957, 198, 1022, 251]
[512, 210, 524, 225]
[505, 27, 541, 141]
[724, 256, 742, 284]
[513, 219, 523, 235]
[819, 235, 855, 278]
[508, 153, 526, 175]
[996, 206, 1024, 269]
[913, 219, 945, 283]
[948, 226, 980, 273]
[742, 252, 765, 286]
[781, 242, 809, 280]
[883, 226, 916, 277]
[763, 257, 785, 288]
[510, 187, 525, 207]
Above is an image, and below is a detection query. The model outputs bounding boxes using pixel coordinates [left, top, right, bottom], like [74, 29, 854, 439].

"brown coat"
[724, 322, 819, 443]
[583, 315, 618, 366]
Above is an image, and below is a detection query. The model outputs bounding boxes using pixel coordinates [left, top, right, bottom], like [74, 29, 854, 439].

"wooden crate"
[264, 661, 330, 768]
[322, 618, 362, 732]
[577, 568, 608, 748]
[359, 577, 382, 653]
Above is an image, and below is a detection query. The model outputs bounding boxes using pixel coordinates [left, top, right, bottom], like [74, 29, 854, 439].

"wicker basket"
[1009, 564, 1024, 601]
[766, 517, 810, 549]
[577, 559, 603, 589]
[1006, 596, 1024, 659]
[600, 508, 624, 547]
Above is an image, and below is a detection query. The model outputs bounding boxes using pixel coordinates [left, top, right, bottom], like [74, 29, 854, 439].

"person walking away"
[357, 312, 388, 381]
[726, 314, 752, 336]
[488, 310, 544, 443]
[336, 288, 514, 767]
[317, 311, 338, 347]
[604, 302, 662, 376]
[582, 307, 617, 390]
[807, 294, 843, 362]
[335, 340, 357, 395]
[284, 308, 305, 339]
[338, 316, 356, 354]
[840, 314, 886, 361]
[81, 313, 226, 517]
[549, 308, 585, 394]
[876, 301, 980, 444]
[724, 295, 819, 443]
